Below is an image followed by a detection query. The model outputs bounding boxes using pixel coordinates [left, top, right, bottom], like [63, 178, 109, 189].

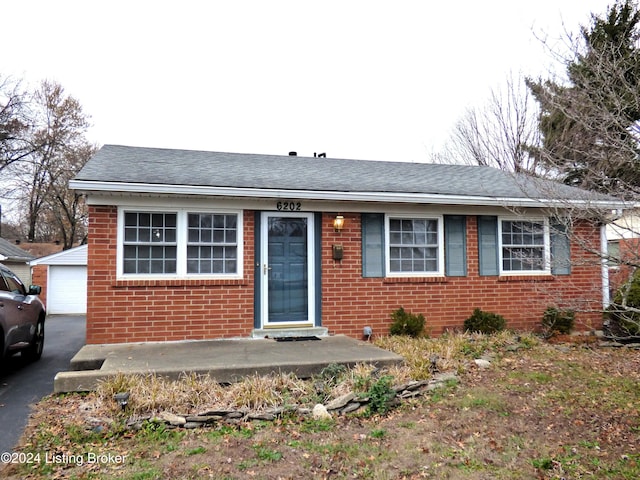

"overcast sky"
[3, 0, 614, 163]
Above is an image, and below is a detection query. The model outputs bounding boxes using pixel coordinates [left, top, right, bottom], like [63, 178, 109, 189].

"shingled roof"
[71, 144, 623, 208]
[0, 237, 35, 262]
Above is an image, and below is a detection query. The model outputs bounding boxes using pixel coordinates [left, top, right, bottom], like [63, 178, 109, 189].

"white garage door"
[47, 265, 87, 314]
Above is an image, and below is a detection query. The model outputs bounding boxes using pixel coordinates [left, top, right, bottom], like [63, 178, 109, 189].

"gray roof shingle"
[0, 238, 35, 261]
[72, 144, 619, 204]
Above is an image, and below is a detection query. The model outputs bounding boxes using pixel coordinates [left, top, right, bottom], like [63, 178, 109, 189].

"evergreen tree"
[527, 0, 640, 197]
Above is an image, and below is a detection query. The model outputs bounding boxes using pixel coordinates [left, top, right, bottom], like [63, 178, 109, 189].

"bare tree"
[45, 143, 95, 248]
[11, 80, 94, 246]
[0, 75, 36, 172]
[437, 72, 542, 174]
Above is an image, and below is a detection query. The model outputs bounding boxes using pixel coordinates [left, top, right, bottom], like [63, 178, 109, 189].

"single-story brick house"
[69, 145, 625, 344]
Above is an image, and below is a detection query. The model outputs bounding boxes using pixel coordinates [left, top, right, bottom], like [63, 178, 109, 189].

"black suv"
[0, 264, 45, 367]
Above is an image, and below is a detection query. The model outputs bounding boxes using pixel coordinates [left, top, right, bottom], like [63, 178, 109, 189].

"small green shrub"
[390, 307, 425, 337]
[365, 375, 396, 416]
[542, 307, 575, 336]
[463, 308, 506, 334]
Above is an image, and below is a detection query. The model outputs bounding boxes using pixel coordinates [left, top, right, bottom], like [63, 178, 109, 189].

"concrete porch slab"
[54, 335, 404, 393]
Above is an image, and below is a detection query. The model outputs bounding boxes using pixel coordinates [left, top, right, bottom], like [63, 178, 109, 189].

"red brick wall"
[86, 206, 605, 344]
[85, 206, 255, 344]
[321, 213, 604, 339]
[31, 264, 48, 309]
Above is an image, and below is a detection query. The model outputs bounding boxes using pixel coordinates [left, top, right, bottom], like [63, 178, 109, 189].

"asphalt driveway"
[0, 315, 86, 454]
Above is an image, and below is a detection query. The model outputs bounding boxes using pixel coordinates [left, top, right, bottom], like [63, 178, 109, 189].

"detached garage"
[30, 245, 87, 315]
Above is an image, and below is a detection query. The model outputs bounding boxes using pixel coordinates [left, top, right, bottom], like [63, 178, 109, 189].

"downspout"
[601, 224, 610, 309]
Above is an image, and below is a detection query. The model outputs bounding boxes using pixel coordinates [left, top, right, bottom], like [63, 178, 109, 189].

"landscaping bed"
[2, 332, 640, 479]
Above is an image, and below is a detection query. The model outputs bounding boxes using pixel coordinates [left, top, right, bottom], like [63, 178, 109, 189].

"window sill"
[383, 276, 448, 284]
[115, 278, 248, 288]
[497, 275, 555, 282]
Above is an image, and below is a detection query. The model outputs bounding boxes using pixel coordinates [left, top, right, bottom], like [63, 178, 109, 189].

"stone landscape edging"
[114, 371, 459, 431]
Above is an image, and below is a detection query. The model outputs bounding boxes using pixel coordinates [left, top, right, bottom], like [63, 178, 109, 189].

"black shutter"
[362, 213, 385, 277]
[550, 222, 571, 275]
[478, 216, 499, 276]
[445, 215, 467, 276]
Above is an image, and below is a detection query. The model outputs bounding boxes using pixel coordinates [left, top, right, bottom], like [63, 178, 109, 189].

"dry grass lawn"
[2, 332, 639, 479]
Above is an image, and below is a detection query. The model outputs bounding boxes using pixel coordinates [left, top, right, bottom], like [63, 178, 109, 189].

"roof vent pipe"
[289, 151, 297, 156]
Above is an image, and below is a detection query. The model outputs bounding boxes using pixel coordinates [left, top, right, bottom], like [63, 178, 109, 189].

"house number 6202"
[276, 201, 302, 211]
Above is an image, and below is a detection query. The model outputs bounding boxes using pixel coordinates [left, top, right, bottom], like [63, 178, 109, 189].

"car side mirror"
[28, 285, 42, 295]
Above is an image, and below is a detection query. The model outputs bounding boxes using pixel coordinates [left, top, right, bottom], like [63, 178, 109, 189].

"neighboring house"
[0, 237, 35, 285]
[606, 209, 640, 294]
[69, 145, 625, 345]
[18, 241, 65, 260]
[30, 245, 88, 315]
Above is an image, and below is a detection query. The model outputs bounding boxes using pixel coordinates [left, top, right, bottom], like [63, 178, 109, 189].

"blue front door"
[261, 212, 315, 327]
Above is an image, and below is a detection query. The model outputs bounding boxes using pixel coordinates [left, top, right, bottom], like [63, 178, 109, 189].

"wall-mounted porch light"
[333, 215, 345, 232]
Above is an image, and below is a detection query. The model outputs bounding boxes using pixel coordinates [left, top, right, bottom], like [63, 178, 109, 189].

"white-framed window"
[385, 215, 444, 276]
[187, 213, 238, 274]
[499, 218, 550, 274]
[118, 207, 242, 279]
[607, 240, 621, 268]
[123, 212, 178, 274]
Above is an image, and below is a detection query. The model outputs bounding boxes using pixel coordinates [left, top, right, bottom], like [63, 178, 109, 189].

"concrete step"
[54, 335, 404, 393]
[251, 327, 329, 339]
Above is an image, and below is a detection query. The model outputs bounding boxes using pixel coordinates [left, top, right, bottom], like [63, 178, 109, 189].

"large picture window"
[500, 219, 549, 273]
[120, 209, 241, 278]
[386, 216, 443, 276]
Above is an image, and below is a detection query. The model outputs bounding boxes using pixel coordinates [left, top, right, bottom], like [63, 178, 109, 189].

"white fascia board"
[30, 245, 88, 266]
[69, 180, 627, 210]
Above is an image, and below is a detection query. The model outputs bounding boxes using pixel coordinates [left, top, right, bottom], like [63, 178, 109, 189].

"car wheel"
[24, 319, 45, 362]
